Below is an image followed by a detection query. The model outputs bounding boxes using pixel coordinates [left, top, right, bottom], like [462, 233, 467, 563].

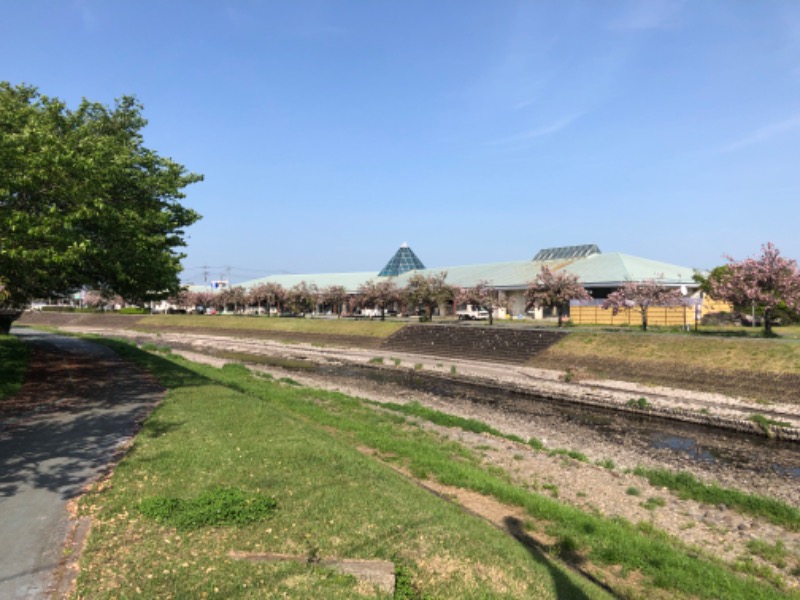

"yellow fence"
[570, 304, 697, 327]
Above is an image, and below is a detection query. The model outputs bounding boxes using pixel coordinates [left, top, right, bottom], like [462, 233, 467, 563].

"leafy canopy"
[0, 82, 202, 307]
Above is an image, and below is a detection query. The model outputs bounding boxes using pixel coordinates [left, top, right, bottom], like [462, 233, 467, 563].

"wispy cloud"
[72, 0, 99, 31]
[720, 114, 800, 153]
[609, 0, 683, 31]
[487, 113, 585, 147]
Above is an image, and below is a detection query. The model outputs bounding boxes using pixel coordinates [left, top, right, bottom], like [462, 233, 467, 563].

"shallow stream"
[314, 363, 800, 481]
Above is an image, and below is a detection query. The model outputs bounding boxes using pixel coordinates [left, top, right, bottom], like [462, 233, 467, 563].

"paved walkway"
[0, 329, 164, 599]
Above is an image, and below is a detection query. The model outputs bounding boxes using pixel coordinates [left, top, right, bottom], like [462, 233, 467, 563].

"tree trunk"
[0, 311, 21, 335]
[488, 304, 494, 326]
[641, 309, 648, 331]
[764, 308, 773, 334]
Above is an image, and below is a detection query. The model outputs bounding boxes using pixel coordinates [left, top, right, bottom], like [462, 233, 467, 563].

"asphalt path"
[0, 329, 164, 599]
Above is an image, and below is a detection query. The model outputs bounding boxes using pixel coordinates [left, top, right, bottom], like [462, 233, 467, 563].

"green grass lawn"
[543, 329, 800, 374]
[74, 339, 798, 599]
[136, 314, 406, 338]
[76, 342, 611, 599]
[0, 335, 30, 400]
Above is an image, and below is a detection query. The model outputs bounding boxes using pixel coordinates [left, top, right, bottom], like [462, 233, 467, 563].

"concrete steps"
[381, 324, 566, 364]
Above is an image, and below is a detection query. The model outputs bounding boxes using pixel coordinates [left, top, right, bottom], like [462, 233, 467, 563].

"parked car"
[456, 306, 489, 320]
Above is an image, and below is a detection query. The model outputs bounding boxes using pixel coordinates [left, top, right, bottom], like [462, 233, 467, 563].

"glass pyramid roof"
[378, 243, 426, 277]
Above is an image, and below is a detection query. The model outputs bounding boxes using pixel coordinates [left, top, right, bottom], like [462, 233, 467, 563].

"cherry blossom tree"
[710, 242, 800, 334]
[353, 280, 399, 321]
[247, 284, 270, 315]
[601, 278, 685, 331]
[321, 285, 349, 317]
[286, 281, 318, 316]
[262, 283, 286, 316]
[190, 290, 217, 314]
[83, 290, 110, 310]
[525, 266, 591, 327]
[403, 272, 454, 321]
[166, 289, 192, 312]
[229, 286, 248, 314]
[455, 280, 507, 325]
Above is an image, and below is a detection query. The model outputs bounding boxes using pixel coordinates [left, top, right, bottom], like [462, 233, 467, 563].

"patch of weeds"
[505, 434, 525, 443]
[392, 357, 401, 367]
[595, 458, 615, 470]
[542, 483, 559, 498]
[278, 377, 301, 386]
[746, 539, 788, 569]
[394, 565, 422, 599]
[141, 342, 171, 354]
[626, 397, 650, 409]
[413, 363, 423, 371]
[553, 534, 581, 559]
[576, 491, 588, 498]
[527, 437, 545, 451]
[699, 408, 711, 415]
[626, 487, 641, 497]
[450, 365, 457, 375]
[512, 453, 525, 461]
[548, 448, 589, 463]
[368, 356, 384, 365]
[562, 367, 576, 383]
[436, 363, 443, 368]
[138, 486, 277, 530]
[255, 371, 274, 380]
[381, 401, 507, 438]
[641, 496, 666, 511]
[0, 336, 30, 400]
[213, 351, 314, 370]
[633, 467, 800, 530]
[749, 413, 791, 436]
[732, 557, 785, 589]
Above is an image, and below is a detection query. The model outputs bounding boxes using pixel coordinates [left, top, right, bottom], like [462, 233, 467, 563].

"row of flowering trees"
[165, 270, 670, 328]
[159, 242, 800, 333]
[164, 270, 583, 325]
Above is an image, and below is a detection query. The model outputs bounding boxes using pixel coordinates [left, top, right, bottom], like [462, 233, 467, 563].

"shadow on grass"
[504, 516, 613, 600]
[95, 337, 211, 389]
[691, 330, 778, 339]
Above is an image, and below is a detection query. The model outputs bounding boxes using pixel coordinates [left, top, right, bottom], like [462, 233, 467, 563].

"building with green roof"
[220, 243, 698, 322]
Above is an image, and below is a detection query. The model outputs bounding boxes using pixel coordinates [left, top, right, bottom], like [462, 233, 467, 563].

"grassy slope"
[0, 335, 30, 400]
[76, 341, 796, 599]
[76, 345, 610, 599]
[135, 314, 405, 338]
[541, 330, 800, 374]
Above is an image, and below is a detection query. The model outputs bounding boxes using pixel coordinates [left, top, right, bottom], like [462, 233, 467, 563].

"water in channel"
[310, 363, 800, 481]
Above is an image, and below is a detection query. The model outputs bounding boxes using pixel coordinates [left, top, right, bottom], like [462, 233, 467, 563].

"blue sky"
[3, 1, 800, 284]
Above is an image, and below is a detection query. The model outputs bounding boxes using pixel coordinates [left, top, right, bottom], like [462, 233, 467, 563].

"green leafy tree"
[0, 82, 202, 332]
